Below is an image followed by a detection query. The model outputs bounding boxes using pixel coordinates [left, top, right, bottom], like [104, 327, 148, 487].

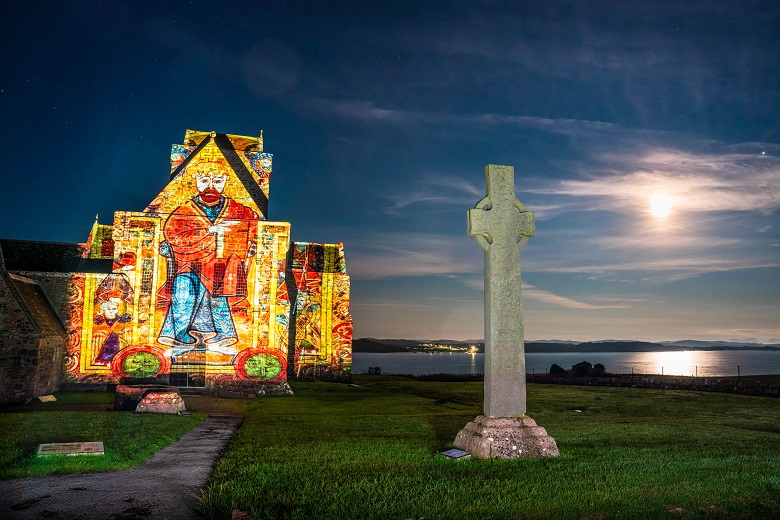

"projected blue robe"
[157, 196, 258, 354]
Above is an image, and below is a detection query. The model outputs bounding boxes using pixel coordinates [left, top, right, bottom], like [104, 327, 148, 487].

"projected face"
[194, 172, 227, 204]
[101, 298, 120, 320]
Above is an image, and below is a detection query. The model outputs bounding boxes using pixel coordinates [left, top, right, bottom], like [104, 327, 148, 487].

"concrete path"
[0, 414, 243, 520]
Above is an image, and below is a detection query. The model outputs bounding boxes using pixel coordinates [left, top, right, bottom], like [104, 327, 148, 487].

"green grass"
[199, 376, 780, 520]
[0, 392, 203, 479]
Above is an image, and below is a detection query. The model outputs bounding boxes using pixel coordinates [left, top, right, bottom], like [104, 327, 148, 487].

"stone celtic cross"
[468, 164, 535, 417]
[454, 164, 558, 459]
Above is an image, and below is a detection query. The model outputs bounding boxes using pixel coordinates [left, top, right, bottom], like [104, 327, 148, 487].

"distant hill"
[526, 341, 669, 352]
[353, 338, 780, 353]
[353, 338, 479, 353]
[660, 340, 778, 349]
[351, 339, 411, 353]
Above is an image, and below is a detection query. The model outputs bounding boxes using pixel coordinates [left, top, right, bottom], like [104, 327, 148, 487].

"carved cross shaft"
[468, 164, 535, 417]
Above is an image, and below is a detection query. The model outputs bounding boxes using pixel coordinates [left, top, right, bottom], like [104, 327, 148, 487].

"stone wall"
[34, 336, 65, 397]
[0, 272, 36, 334]
[0, 272, 65, 402]
[212, 377, 294, 398]
[0, 273, 34, 402]
[0, 335, 39, 403]
[527, 374, 780, 398]
[0, 331, 62, 402]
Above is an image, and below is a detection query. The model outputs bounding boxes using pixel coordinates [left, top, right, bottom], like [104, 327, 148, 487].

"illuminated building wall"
[287, 242, 352, 380]
[62, 130, 351, 389]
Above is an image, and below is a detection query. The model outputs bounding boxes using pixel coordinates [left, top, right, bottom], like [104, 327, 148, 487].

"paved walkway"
[0, 414, 243, 520]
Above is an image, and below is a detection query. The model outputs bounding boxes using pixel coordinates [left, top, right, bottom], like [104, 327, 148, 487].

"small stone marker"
[37, 395, 57, 402]
[454, 164, 559, 459]
[135, 391, 187, 414]
[37, 441, 104, 457]
[441, 448, 471, 460]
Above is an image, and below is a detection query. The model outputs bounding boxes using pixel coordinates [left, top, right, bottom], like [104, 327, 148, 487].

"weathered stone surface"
[37, 441, 105, 457]
[456, 165, 558, 459]
[0, 267, 66, 403]
[467, 164, 535, 417]
[454, 415, 559, 459]
[135, 391, 187, 414]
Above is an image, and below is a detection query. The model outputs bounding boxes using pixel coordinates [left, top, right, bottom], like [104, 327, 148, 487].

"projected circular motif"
[245, 354, 283, 379]
[122, 352, 161, 378]
[111, 346, 170, 378]
[234, 349, 286, 381]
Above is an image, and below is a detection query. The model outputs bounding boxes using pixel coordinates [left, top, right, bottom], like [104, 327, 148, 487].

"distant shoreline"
[353, 338, 780, 354]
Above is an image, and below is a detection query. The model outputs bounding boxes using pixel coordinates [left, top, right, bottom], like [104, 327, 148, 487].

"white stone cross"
[468, 164, 535, 417]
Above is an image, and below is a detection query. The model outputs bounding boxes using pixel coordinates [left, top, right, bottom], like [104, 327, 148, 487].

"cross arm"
[468, 196, 493, 251]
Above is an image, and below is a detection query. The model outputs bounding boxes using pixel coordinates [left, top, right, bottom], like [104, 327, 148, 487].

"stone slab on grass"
[37, 441, 105, 457]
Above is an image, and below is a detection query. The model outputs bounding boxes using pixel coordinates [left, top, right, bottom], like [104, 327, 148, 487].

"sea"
[352, 350, 780, 377]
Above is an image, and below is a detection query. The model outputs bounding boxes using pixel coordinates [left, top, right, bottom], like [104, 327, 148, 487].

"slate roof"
[0, 239, 113, 273]
[7, 273, 66, 336]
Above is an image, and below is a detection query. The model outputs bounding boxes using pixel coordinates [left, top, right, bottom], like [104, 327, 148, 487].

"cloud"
[528, 257, 780, 282]
[522, 284, 629, 309]
[304, 98, 618, 136]
[590, 230, 742, 251]
[538, 148, 780, 215]
[383, 174, 484, 215]
[518, 144, 780, 281]
[345, 146, 780, 284]
[346, 232, 479, 279]
[303, 99, 419, 124]
[302, 102, 780, 287]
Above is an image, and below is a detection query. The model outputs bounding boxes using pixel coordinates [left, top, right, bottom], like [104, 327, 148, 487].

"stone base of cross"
[453, 164, 558, 459]
[454, 415, 559, 458]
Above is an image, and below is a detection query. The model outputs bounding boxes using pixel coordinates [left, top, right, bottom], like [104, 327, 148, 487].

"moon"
[650, 194, 673, 218]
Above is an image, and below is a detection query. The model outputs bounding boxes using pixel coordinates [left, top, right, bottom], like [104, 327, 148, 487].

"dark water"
[353, 350, 780, 377]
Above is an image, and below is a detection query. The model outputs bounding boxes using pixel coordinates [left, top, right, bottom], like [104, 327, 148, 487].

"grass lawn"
[199, 376, 780, 520]
[0, 392, 203, 479]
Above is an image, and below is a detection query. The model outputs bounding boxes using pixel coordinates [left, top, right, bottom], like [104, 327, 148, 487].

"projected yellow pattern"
[63, 130, 351, 387]
[288, 242, 352, 380]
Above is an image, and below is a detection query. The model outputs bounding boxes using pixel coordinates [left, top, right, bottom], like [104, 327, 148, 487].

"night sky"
[2, 1, 779, 342]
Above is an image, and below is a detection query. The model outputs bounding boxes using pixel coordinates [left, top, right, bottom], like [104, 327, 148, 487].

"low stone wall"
[527, 374, 780, 398]
[0, 336, 64, 403]
[59, 382, 117, 393]
[212, 378, 294, 398]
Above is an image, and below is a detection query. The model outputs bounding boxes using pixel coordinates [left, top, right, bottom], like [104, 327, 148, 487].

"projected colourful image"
[62, 130, 351, 388]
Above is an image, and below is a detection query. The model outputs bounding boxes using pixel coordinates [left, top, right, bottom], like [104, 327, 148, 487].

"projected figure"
[92, 273, 134, 365]
[157, 161, 259, 356]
